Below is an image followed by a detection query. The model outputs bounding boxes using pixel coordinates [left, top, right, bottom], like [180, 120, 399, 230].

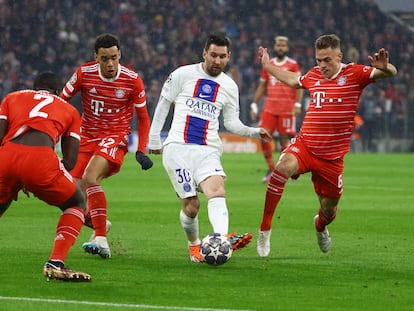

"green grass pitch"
[0, 152, 413, 311]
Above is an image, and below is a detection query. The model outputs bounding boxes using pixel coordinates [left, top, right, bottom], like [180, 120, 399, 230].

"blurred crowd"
[1, 0, 413, 150]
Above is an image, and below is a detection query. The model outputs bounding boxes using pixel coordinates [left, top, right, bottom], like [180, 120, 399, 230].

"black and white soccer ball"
[200, 233, 233, 265]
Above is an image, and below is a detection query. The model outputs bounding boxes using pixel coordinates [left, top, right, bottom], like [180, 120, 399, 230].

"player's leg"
[278, 113, 296, 151]
[163, 144, 204, 262]
[31, 156, 91, 281]
[198, 158, 228, 235]
[313, 196, 338, 253]
[70, 144, 113, 241]
[202, 177, 229, 233]
[80, 155, 112, 258]
[70, 150, 94, 228]
[259, 152, 298, 230]
[0, 146, 20, 218]
[195, 150, 252, 251]
[180, 197, 204, 262]
[258, 111, 277, 183]
[45, 190, 90, 281]
[257, 145, 302, 257]
[201, 176, 253, 252]
[311, 157, 343, 253]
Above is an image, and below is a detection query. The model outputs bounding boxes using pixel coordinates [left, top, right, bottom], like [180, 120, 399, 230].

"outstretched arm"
[368, 48, 397, 80]
[148, 96, 172, 154]
[258, 47, 301, 89]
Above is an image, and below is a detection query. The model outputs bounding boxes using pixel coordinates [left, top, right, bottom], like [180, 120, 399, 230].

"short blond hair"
[274, 36, 289, 43]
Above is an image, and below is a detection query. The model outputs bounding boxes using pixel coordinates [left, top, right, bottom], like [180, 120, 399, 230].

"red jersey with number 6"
[0, 90, 80, 145]
[298, 63, 375, 160]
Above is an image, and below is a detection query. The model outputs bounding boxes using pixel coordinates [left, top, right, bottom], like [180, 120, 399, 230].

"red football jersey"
[298, 63, 375, 160]
[261, 57, 301, 115]
[0, 90, 81, 145]
[61, 61, 150, 152]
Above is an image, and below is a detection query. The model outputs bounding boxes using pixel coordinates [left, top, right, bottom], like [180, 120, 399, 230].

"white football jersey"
[149, 63, 260, 151]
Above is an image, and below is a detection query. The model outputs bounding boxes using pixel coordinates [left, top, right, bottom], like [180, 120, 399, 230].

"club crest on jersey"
[115, 89, 126, 98]
[337, 76, 346, 86]
[193, 79, 219, 102]
[183, 183, 192, 192]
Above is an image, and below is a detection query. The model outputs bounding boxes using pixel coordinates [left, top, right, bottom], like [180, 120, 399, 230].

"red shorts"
[283, 137, 344, 199]
[70, 135, 129, 179]
[259, 110, 296, 136]
[0, 143, 76, 206]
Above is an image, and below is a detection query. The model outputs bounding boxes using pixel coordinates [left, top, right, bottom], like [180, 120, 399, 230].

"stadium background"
[1, 0, 413, 152]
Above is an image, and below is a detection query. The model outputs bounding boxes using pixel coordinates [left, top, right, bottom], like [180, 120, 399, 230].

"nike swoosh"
[199, 93, 209, 98]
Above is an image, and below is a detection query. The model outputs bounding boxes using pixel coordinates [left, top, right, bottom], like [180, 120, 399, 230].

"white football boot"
[314, 215, 331, 253]
[257, 230, 271, 257]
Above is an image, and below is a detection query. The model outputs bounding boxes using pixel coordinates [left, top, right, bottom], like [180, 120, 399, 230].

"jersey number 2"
[29, 94, 54, 118]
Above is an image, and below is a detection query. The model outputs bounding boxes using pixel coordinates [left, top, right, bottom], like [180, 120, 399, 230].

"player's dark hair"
[315, 34, 341, 50]
[204, 33, 231, 52]
[94, 33, 120, 53]
[33, 72, 61, 95]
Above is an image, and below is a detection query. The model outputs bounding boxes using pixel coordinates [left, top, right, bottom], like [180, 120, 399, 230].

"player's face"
[273, 40, 288, 59]
[202, 44, 230, 77]
[95, 46, 121, 79]
[315, 47, 343, 79]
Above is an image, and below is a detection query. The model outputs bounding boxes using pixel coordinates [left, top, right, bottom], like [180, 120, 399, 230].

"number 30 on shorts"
[175, 168, 191, 184]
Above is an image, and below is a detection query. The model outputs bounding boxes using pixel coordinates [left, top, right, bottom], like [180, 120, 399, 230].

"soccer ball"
[200, 233, 233, 265]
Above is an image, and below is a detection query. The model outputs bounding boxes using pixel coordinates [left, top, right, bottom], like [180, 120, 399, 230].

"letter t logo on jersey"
[193, 79, 219, 102]
[313, 91, 325, 109]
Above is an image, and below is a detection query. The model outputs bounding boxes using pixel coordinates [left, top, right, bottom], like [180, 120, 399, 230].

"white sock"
[207, 197, 228, 234]
[179, 209, 200, 245]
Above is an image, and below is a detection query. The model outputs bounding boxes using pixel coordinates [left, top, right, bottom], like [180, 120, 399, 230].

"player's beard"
[275, 51, 287, 59]
[206, 65, 222, 77]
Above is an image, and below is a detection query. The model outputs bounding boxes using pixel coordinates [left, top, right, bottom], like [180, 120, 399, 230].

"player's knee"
[182, 197, 200, 218]
[82, 173, 100, 187]
[59, 189, 86, 212]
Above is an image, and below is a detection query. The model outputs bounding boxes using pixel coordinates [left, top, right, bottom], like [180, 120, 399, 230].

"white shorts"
[162, 143, 226, 198]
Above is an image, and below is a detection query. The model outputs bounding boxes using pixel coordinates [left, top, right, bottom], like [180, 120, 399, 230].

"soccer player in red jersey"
[256, 34, 397, 257]
[0, 72, 91, 281]
[250, 36, 303, 183]
[61, 33, 153, 259]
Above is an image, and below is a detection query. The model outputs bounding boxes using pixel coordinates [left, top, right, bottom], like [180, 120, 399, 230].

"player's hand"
[259, 128, 272, 142]
[368, 48, 389, 70]
[135, 151, 153, 170]
[258, 46, 270, 67]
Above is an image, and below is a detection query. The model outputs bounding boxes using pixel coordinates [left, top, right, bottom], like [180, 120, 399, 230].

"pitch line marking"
[0, 296, 256, 311]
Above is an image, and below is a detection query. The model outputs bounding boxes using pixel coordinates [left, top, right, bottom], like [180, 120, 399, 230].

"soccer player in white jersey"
[256, 34, 397, 257]
[148, 33, 271, 263]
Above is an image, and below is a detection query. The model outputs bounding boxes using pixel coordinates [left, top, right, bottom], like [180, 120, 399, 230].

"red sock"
[86, 185, 107, 237]
[49, 207, 84, 262]
[315, 207, 337, 232]
[260, 170, 288, 231]
[261, 140, 275, 171]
